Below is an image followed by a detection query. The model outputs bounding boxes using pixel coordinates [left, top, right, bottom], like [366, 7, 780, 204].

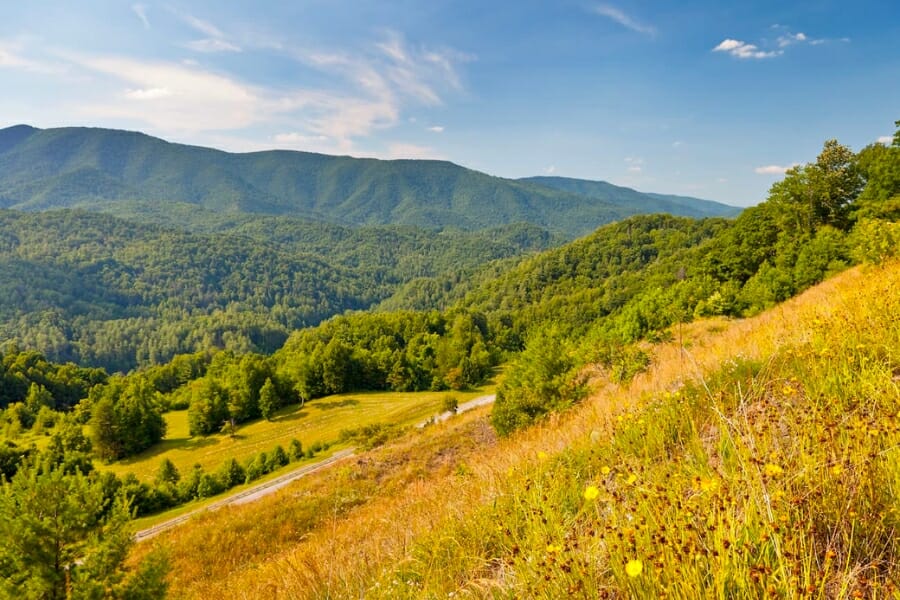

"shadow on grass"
[272, 409, 310, 423]
[311, 399, 360, 411]
[115, 435, 218, 465]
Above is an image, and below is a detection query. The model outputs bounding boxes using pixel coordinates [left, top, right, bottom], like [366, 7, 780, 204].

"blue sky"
[0, 1, 897, 206]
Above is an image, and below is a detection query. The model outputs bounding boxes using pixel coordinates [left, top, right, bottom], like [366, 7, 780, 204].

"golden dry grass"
[137, 262, 900, 599]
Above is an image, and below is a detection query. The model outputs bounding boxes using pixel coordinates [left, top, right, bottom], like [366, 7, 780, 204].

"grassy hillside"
[0, 125, 738, 238]
[135, 260, 900, 598]
[103, 386, 491, 483]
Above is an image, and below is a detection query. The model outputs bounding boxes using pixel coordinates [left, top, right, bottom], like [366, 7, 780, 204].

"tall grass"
[139, 263, 900, 599]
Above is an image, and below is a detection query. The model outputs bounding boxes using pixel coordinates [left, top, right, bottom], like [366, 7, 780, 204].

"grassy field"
[103, 385, 494, 482]
[136, 261, 900, 599]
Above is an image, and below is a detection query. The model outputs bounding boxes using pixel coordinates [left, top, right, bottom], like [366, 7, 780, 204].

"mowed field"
[101, 386, 494, 482]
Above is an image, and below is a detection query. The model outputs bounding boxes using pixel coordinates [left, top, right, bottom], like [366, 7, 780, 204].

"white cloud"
[131, 4, 150, 29]
[717, 177, 728, 183]
[179, 13, 225, 39]
[878, 136, 894, 144]
[274, 132, 329, 144]
[777, 32, 807, 47]
[628, 165, 642, 173]
[123, 87, 173, 100]
[755, 164, 798, 175]
[545, 165, 556, 174]
[592, 4, 655, 36]
[63, 54, 262, 132]
[625, 156, 644, 165]
[717, 28, 846, 60]
[672, 140, 683, 149]
[6, 30, 469, 155]
[272, 32, 469, 151]
[172, 10, 242, 53]
[387, 143, 444, 160]
[0, 40, 60, 73]
[713, 39, 780, 59]
[184, 39, 242, 53]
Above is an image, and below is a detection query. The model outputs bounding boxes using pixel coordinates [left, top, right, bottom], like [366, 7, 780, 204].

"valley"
[0, 121, 896, 598]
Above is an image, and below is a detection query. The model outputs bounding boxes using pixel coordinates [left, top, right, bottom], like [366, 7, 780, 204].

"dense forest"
[0, 125, 736, 237]
[0, 210, 558, 371]
[490, 129, 900, 433]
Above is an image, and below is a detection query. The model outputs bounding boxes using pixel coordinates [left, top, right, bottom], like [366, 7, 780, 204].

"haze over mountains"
[0, 125, 739, 238]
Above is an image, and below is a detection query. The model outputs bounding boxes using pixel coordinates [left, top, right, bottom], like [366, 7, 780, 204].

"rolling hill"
[521, 175, 742, 218]
[0, 209, 558, 371]
[0, 125, 739, 237]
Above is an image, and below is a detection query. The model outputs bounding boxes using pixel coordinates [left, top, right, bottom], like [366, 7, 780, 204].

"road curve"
[417, 393, 496, 428]
[134, 448, 356, 542]
[134, 393, 496, 542]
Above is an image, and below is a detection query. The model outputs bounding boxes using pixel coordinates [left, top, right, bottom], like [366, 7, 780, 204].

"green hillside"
[521, 175, 742, 218]
[0, 125, 738, 238]
[0, 209, 557, 371]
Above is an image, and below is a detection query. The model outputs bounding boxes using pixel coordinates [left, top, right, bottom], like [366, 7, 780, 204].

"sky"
[0, 1, 897, 206]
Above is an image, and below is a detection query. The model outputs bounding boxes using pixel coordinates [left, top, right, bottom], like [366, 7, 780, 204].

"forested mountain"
[521, 176, 742, 218]
[0, 125, 737, 237]
[0, 210, 558, 371]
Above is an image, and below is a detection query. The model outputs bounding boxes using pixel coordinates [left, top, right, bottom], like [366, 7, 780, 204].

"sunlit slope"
[137, 261, 900, 599]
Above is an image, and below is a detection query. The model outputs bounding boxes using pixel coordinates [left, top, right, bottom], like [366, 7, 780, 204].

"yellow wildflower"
[626, 474, 638, 485]
[601, 466, 611, 476]
[625, 559, 643, 578]
[763, 463, 783, 477]
[699, 477, 719, 493]
[583, 485, 600, 501]
[537, 451, 549, 461]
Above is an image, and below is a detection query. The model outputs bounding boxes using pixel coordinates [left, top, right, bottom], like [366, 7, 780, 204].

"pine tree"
[0, 460, 168, 598]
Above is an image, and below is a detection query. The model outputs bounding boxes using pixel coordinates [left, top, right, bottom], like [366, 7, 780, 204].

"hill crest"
[0, 124, 739, 237]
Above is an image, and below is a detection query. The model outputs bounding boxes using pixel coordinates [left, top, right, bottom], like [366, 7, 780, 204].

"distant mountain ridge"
[0, 125, 739, 238]
[519, 176, 741, 219]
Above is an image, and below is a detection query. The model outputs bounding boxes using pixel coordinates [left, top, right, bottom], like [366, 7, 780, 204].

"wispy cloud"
[755, 163, 798, 175]
[592, 4, 655, 36]
[625, 156, 644, 173]
[878, 136, 894, 145]
[771, 24, 848, 47]
[387, 142, 444, 160]
[172, 10, 242, 53]
[716, 27, 848, 60]
[273, 132, 329, 145]
[777, 31, 807, 47]
[0, 39, 61, 74]
[131, 4, 150, 29]
[179, 13, 225, 39]
[123, 87, 172, 100]
[63, 54, 261, 131]
[545, 165, 556, 174]
[184, 39, 241, 53]
[4, 30, 469, 156]
[274, 31, 469, 151]
[713, 39, 780, 59]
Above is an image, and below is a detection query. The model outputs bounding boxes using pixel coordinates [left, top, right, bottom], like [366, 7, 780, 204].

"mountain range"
[0, 125, 739, 238]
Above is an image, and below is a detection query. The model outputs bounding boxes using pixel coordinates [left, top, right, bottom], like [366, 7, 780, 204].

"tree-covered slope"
[0, 209, 558, 371]
[0, 125, 738, 237]
[521, 176, 741, 218]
